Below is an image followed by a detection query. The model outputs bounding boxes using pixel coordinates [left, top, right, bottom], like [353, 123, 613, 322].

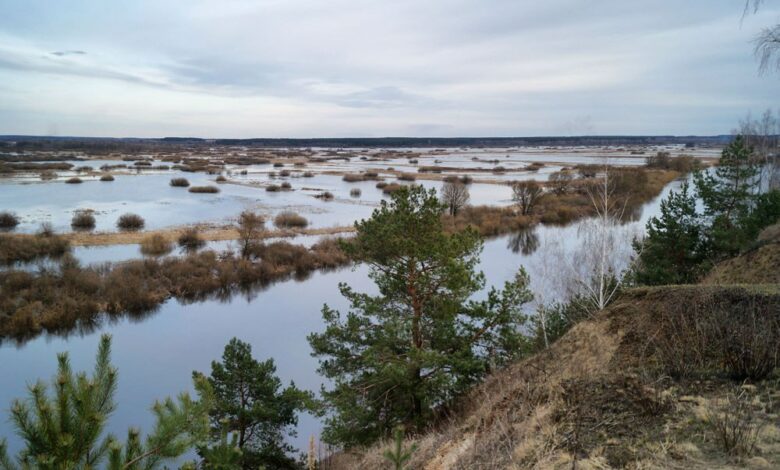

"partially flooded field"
[0, 143, 712, 457]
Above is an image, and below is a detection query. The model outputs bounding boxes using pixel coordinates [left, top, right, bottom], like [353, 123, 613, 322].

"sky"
[0, 0, 777, 138]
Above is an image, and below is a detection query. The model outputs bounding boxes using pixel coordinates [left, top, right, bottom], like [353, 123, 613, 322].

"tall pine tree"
[308, 186, 533, 447]
[633, 182, 709, 285]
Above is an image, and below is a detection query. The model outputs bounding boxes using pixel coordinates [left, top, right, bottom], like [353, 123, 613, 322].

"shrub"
[0, 211, 20, 229]
[382, 183, 403, 194]
[316, 191, 334, 200]
[216, 175, 227, 183]
[100, 174, 115, 182]
[364, 171, 379, 179]
[39, 170, 57, 180]
[71, 210, 96, 231]
[302, 171, 314, 178]
[188, 185, 220, 193]
[397, 173, 416, 182]
[0, 232, 70, 264]
[460, 175, 473, 184]
[65, 177, 83, 184]
[117, 213, 145, 231]
[178, 228, 205, 251]
[280, 181, 292, 190]
[170, 177, 190, 187]
[350, 188, 362, 198]
[376, 182, 388, 189]
[274, 211, 309, 228]
[133, 160, 152, 167]
[140, 234, 174, 257]
[343, 174, 364, 182]
[279, 169, 291, 177]
[273, 162, 284, 168]
[266, 184, 281, 192]
[492, 166, 506, 173]
[706, 390, 760, 457]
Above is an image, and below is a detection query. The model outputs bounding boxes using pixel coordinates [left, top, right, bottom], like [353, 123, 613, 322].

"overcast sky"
[0, 0, 777, 138]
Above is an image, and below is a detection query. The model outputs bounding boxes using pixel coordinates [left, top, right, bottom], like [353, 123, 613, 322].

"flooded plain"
[0, 144, 702, 454]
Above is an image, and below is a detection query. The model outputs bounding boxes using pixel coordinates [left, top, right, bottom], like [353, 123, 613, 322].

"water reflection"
[507, 227, 539, 255]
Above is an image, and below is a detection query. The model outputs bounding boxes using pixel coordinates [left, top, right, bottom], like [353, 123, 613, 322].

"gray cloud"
[0, 0, 776, 137]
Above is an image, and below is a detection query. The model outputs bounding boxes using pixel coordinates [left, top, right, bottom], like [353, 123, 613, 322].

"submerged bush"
[316, 191, 334, 200]
[178, 228, 205, 251]
[281, 181, 292, 190]
[100, 174, 115, 182]
[71, 210, 96, 231]
[266, 184, 281, 192]
[170, 177, 190, 187]
[140, 234, 174, 257]
[117, 213, 145, 231]
[274, 211, 308, 229]
[188, 185, 220, 194]
[65, 177, 83, 184]
[0, 211, 20, 229]
[350, 188, 362, 198]
[0, 233, 70, 265]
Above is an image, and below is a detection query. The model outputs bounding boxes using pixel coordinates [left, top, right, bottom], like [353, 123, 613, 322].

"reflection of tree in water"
[508, 227, 539, 255]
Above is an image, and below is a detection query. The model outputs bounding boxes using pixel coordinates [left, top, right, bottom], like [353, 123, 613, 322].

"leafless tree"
[511, 180, 543, 215]
[743, 0, 780, 74]
[548, 170, 575, 195]
[237, 210, 265, 258]
[738, 109, 780, 190]
[440, 181, 470, 216]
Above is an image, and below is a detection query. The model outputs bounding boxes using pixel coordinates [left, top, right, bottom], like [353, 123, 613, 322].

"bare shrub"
[215, 175, 227, 183]
[188, 185, 220, 193]
[280, 181, 292, 190]
[0, 211, 20, 229]
[170, 177, 190, 187]
[274, 211, 309, 229]
[71, 210, 96, 231]
[117, 213, 145, 231]
[316, 191, 334, 200]
[350, 188, 362, 198]
[140, 234, 173, 257]
[177, 228, 205, 251]
[65, 177, 83, 184]
[707, 390, 760, 457]
[302, 171, 314, 177]
[99, 174, 114, 182]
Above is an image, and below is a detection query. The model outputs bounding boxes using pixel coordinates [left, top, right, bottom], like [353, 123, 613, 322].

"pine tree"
[633, 182, 709, 285]
[0, 334, 212, 470]
[308, 186, 533, 447]
[195, 338, 312, 470]
[694, 135, 760, 255]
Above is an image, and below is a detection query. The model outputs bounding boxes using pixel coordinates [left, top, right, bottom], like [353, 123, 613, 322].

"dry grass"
[339, 285, 780, 469]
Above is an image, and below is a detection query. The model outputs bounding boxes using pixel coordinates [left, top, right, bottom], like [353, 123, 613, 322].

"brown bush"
[140, 234, 174, 257]
[0, 211, 19, 229]
[71, 210, 96, 231]
[0, 233, 70, 265]
[188, 185, 220, 193]
[177, 228, 205, 251]
[170, 177, 190, 187]
[343, 173, 364, 182]
[216, 175, 227, 183]
[266, 184, 281, 192]
[350, 188, 362, 198]
[65, 177, 83, 184]
[100, 174, 115, 182]
[117, 213, 145, 231]
[274, 211, 309, 228]
[398, 173, 417, 181]
[316, 191, 334, 200]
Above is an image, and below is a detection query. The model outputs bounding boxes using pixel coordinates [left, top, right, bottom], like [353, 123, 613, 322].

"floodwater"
[0, 146, 696, 451]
